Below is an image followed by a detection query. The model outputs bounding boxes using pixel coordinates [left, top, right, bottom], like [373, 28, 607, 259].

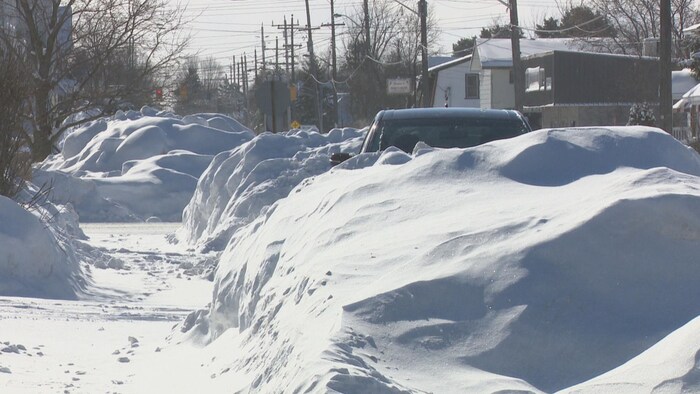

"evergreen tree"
[452, 36, 476, 57]
[560, 6, 615, 38]
[175, 65, 206, 115]
[536, 17, 564, 38]
[627, 103, 656, 127]
[480, 23, 524, 39]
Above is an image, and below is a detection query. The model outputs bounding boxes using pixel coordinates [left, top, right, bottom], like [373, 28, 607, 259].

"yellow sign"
[291, 120, 301, 129]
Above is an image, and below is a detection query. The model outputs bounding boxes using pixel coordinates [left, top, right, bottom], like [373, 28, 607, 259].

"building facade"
[522, 51, 659, 129]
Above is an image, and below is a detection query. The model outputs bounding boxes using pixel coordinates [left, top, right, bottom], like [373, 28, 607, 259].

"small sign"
[291, 120, 301, 129]
[387, 78, 412, 95]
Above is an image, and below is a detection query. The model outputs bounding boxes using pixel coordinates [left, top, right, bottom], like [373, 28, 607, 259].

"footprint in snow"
[0, 366, 11, 373]
[117, 357, 130, 363]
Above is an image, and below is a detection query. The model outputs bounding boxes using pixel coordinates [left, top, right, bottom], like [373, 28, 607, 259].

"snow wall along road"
[180, 126, 700, 393]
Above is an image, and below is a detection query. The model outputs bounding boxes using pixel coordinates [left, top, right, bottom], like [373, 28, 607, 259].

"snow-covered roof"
[476, 38, 575, 68]
[428, 56, 454, 68]
[676, 79, 700, 109]
[680, 82, 700, 106]
[428, 54, 471, 73]
[683, 22, 700, 34]
[673, 69, 698, 99]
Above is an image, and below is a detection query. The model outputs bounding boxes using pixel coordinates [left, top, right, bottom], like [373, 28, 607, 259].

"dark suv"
[332, 107, 531, 165]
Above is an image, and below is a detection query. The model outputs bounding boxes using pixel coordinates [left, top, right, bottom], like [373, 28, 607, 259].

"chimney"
[643, 38, 660, 57]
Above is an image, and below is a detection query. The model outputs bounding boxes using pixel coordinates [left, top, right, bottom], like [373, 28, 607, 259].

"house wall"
[534, 104, 653, 129]
[551, 51, 658, 104]
[490, 68, 515, 109]
[480, 69, 492, 109]
[431, 60, 480, 108]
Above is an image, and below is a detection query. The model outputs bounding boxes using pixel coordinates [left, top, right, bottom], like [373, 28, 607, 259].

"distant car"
[331, 107, 531, 165]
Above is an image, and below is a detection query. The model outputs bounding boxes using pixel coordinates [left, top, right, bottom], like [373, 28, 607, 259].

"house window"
[465, 74, 479, 99]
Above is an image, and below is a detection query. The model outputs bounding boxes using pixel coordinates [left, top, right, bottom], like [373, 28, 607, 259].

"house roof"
[428, 54, 472, 73]
[428, 56, 454, 68]
[683, 22, 700, 34]
[673, 69, 698, 99]
[475, 38, 575, 68]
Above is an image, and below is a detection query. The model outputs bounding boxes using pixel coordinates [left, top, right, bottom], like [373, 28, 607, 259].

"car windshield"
[369, 116, 528, 153]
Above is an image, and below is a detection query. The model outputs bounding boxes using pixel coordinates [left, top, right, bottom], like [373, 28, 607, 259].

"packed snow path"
[0, 223, 213, 393]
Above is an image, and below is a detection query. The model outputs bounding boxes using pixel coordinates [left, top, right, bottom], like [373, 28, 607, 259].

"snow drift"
[38, 108, 255, 221]
[180, 127, 365, 251]
[0, 196, 84, 299]
[181, 126, 700, 393]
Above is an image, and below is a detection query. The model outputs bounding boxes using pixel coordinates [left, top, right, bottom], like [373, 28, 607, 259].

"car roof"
[378, 107, 523, 121]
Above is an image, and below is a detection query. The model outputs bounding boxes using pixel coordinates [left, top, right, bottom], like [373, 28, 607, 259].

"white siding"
[480, 70, 492, 109]
[432, 60, 480, 108]
[491, 68, 515, 109]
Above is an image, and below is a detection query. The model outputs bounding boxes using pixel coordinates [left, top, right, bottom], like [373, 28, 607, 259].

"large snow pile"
[180, 127, 365, 251]
[38, 108, 255, 221]
[181, 126, 700, 393]
[0, 195, 85, 299]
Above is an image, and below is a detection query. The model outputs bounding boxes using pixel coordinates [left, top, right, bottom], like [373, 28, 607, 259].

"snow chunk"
[180, 128, 365, 250]
[0, 196, 83, 299]
[39, 110, 256, 221]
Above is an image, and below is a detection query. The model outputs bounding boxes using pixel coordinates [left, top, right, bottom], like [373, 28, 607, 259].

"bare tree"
[584, 0, 700, 56]
[0, 0, 189, 161]
[199, 55, 224, 102]
[0, 50, 31, 198]
[340, 0, 439, 123]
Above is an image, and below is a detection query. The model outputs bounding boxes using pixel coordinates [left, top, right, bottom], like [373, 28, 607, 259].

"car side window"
[361, 117, 383, 153]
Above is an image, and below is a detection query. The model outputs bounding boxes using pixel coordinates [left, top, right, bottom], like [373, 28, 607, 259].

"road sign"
[291, 120, 301, 129]
[387, 78, 412, 95]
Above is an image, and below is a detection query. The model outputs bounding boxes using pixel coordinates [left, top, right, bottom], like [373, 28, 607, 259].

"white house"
[427, 55, 477, 108]
[427, 39, 577, 110]
[672, 70, 700, 142]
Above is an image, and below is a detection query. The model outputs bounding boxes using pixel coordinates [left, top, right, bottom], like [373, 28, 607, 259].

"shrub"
[627, 103, 657, 127]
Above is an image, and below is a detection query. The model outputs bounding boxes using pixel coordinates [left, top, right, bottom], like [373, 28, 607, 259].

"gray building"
[522, 51, 659, 129]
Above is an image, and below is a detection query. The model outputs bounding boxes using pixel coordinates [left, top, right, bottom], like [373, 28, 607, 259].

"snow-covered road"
[0, 223, 213, 393]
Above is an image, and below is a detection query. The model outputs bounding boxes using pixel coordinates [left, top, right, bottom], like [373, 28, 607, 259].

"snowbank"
[39, 108, 255, 222]
[181, 126, 700, 392]
[180, 127, 365, 251]
[0, 196, 84, 299]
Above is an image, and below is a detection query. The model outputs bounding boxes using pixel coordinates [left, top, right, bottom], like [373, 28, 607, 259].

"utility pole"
[232, 56, 237, 85]
[323, 0, 343, 127]
[659, 0, 673, 133]
[283, 16, 289, 75]
[289, 16, 301, 123]
[275, 36, 280, 71]
[243, 53, 249, 96]
[261, 24, 267, 71]
[254, 48, 258, 82]
[419, 0, 429, 107]
[270, 38, 278, 132]
[238, 57, 243, 88]
[304, 0, 323, 131]
[289, 16, 301, 82]
[509, 0, 524, 112]
[275, 15, 302, 126]
[244, 53, 249, 126]
[363, 0, 370, 55]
